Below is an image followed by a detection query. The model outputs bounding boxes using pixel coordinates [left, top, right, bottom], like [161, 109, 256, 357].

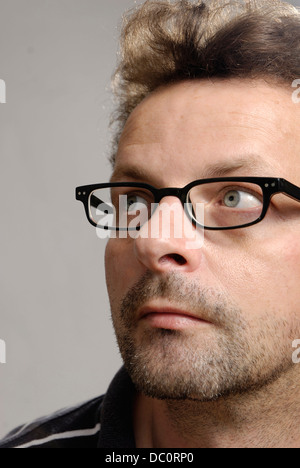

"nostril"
[161, 253, 187, 266]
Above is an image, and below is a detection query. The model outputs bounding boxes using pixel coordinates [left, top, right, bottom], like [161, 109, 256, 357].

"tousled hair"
[110, 0, 300, 166]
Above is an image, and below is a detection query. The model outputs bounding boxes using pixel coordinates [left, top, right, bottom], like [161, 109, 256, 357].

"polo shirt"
[0, 367, 136, 448]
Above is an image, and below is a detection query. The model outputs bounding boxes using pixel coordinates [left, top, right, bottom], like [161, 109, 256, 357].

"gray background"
[0, 0, 299, 438]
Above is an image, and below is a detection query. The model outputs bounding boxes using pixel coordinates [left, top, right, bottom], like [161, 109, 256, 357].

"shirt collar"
[98, 366, 136, 448]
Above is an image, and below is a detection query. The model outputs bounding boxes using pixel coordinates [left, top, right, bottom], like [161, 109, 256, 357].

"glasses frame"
[76, 177, 300, 231]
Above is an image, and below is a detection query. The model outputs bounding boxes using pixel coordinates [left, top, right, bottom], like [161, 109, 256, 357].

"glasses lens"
[89, 186, 154, 230]
[187, 181, 264, 228]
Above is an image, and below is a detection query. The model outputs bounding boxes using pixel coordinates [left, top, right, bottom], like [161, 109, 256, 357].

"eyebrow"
[110, 166, 154, 184]
[110, 154, 273, 185]
[202, 156, 268, 178]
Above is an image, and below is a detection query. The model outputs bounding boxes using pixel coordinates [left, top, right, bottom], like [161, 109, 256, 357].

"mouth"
[138, 304, 212, 331]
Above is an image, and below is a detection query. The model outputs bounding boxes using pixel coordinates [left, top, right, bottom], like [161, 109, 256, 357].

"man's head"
[110, 0, 300, 164]
[104, 0, 300, 402]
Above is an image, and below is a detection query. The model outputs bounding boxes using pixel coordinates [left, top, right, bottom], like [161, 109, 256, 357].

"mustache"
[120, 270, 244, 330]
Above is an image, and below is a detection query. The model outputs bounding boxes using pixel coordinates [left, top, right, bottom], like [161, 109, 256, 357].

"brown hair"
[110, 0, 300, 165]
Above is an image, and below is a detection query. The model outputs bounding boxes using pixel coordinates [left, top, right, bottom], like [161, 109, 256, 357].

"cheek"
[105, 238, 140, 304]
[105, 239, 125, 296]
[217, 234, 300, 317]
[272, 236, 300, 308]
[262, 235, 300, 293]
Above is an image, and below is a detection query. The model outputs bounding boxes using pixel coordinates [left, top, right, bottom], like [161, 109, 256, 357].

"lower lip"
[142, 313, 210, 330]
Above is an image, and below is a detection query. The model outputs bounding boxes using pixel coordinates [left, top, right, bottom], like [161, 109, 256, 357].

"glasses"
[75, 177, 300, 231]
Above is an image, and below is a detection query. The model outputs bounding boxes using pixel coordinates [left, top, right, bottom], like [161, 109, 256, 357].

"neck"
[133, 368, 300, 448]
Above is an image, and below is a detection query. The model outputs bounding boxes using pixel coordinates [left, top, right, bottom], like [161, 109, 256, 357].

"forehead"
[113, 79, 299, 185]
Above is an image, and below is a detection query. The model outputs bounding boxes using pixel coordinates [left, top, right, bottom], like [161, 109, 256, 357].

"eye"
[126, 194, 149, 213]
[223, 190, 262, 209]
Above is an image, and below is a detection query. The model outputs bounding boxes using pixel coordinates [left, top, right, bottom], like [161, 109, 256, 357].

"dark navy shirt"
[0, 367, 136, 448]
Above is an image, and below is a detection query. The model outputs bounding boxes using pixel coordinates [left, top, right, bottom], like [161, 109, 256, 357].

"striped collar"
[0, 366, 136, 448]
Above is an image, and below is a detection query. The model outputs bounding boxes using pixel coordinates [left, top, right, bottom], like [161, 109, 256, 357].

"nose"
[133, 196, 204, 273]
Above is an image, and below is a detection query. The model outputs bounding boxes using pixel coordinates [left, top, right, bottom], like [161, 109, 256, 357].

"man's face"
[105, 79, 300, 401]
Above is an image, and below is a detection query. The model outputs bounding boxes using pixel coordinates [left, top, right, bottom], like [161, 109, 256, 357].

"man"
[1, 0, 300, 448]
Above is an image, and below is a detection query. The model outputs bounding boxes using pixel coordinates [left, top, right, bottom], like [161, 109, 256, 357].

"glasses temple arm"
[90, 194, 114, 214]
[280, 179, 300, 201]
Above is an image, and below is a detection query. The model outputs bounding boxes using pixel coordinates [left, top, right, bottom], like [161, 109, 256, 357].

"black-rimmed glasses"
[76, 177, 300, 231]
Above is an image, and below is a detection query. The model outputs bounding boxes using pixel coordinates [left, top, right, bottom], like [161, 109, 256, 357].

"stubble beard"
[111, 271, 295, 402]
